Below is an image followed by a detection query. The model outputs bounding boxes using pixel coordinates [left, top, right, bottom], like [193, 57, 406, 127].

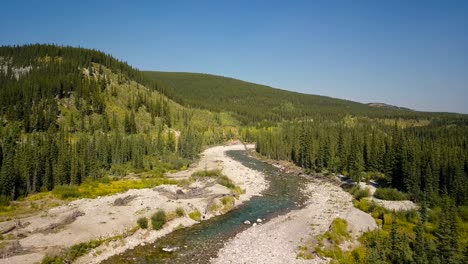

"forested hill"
[142, 71, 464, 124]
[0, 44, 236, 200]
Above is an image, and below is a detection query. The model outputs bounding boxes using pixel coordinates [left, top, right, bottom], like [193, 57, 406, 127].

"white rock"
[243, 220, 251, 225]
[252, 223, 257, 227]
[256, 218, 262, 223]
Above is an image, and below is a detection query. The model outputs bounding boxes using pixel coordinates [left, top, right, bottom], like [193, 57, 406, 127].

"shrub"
[175, 207, 185, 217]
[137, 217, 148, 229]
[42, 240, 102, 263]
[188, 210, 201, 221]
[217, 175, 235, 189]
[353, 188, 370, 200]
[348, 186, 370, 200]
[353, 199, 377, 213]
[52, 185, 81, 199]
[41, 255, 65, 264]
[65, 240, 102, 260]
[374, 188, 408, 201]
[151, 210, 166, 230]
[192, 169, 222, 177]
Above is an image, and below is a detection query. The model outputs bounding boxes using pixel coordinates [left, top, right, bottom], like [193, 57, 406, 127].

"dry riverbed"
[212, 158, 417, 264]
[212, 178, 377, 264]
[0, 144, 267, 264]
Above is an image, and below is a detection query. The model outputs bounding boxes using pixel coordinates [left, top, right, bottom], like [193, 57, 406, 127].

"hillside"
[142, 71, 456, 124]
[0, 44, 237, 201]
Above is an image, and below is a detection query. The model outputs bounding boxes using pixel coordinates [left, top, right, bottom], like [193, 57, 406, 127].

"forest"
[143, 71, 466, 124]
[254, 118, 468, 262]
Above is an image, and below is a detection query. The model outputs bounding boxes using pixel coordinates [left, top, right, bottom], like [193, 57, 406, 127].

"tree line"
[255, 118, 468, 206]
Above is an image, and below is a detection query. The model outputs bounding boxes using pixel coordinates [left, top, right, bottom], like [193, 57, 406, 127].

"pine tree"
[413, 220, 428, 264]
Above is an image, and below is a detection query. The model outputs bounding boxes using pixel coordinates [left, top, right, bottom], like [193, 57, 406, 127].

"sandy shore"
[212, 172, 377, 264]
[0, 144, 267, 264]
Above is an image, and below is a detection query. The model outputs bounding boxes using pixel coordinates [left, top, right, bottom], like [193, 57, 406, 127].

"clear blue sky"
[1, 1, 467, 113]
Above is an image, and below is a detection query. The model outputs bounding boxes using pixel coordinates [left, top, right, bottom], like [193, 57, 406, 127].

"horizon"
[1, 1, 467, 114]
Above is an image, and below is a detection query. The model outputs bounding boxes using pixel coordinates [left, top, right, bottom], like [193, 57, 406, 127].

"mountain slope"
[142, 71, 435, 124]
[0, 44, 235, 200]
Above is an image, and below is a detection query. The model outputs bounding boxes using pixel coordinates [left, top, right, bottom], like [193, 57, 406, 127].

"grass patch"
[209, 202, 221, 213]
[374, 188, 409, 201]
[52, 185, 81, 199]
[192, 169, 222, 177]
[137, 217, 148, 229]
[176, 207, 185, 217]
[314, 218, 353, 262]
[221, 196, 235, 212]
[188, 209, 201, 221]
[319, 218, 351, 245]
[151, 210, 167, 230]
[41, 239, 103, 264]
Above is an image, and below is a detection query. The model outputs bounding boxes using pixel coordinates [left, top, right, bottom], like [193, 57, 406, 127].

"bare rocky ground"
[0, 144, 267, 264]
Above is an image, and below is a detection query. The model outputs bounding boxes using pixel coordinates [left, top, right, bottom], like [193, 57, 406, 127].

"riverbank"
[0, 144, 267, 264]
[212, 159, 377, 264]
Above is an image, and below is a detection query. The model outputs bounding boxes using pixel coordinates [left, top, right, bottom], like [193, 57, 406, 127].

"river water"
[103, 150, 309, 264]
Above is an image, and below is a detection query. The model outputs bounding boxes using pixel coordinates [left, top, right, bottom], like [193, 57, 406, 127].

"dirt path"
[0, 144, 267, 264]
[212, 177, 377, 264]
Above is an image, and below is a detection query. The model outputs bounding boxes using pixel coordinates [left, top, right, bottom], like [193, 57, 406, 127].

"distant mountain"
[367, 102, 413, 111]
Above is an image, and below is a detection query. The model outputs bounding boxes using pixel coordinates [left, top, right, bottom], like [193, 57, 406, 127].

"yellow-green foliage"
[314, 218, 353, 263]
[75, 177, 177, 199]
[353, 199, 377, 213]
[52, 185, 81, 199]
[321, 218, 351, 245]
[208, 202, 221, 213]
[188, 209, 202, 221]
[297, 245, 314, 260]
[221, 196, 235, 212]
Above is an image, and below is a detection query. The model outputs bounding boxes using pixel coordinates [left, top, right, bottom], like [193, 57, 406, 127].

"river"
[103, 150, 309, 264]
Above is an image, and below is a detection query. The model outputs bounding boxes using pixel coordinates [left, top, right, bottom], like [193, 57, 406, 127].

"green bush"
[66, 240, 102, 260]
[374, 188, 409, 201]
[188, 209, 201, 221]
[52, 185, 81, 199]
[176, 207, 185, 217]
[348, 186, 370, 200]
[137, 217, 148, 229]
[151, 210, 167, 230]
